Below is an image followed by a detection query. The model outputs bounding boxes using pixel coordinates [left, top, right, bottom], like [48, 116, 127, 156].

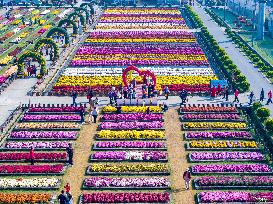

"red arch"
[122, 65, 156, 87]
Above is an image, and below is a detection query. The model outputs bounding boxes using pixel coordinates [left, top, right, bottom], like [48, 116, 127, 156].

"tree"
[257, 107, 271, 120]
[58, 19, 78, 35]
[34, 38, 59, 61]
[46, 27, 69, 45]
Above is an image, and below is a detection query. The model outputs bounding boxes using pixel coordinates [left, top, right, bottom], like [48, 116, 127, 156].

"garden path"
[193, 5, 273, 110]
[165, 108, 195, 203]
[61, 115, 98, 201]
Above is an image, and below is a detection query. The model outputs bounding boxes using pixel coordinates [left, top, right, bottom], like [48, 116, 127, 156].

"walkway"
[193, 5, 273, 104]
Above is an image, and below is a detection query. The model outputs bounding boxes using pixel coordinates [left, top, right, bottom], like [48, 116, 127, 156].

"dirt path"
[62, 117, 98, 199]
[165, 108, 196, 204]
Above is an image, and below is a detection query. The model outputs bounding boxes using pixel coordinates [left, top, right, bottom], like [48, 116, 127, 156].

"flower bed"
[28, 107, 84, 113]
[182, 113, 242, 121]
[180, 106, 238, 113]
[183, 122, 247, 130]
[195, 176, 273, 189]
[9, 131, 78, 140]
[189, 151, 264, 162]
[90, 151, 168, 162]
[87, 163, 169, 175]
[0, 152, 67, 162]
[21, 114, 81, 122]
[198, 191, 273, 203]
[102, 106, 161, 113]
[100, 121, 164, 130]
[81, 192, 170, 203]
[4, 141, 71, 149]
[83, 177, 170, 189]
[185, 131, 252, 140]
[0, 193, 52, 203]
[0, 164, 65, 175]
[191, 164, 272, 174]
[97, 130, 165, 140]
[14, 122, 81, 130]
[102, 113, 163, 121]
[0, 178, 61, 189]
[94, 141, 166, 150]
[187, 140, 257, 149]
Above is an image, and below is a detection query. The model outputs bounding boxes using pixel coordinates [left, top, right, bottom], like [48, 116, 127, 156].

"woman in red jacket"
[29, 147, 35, 165]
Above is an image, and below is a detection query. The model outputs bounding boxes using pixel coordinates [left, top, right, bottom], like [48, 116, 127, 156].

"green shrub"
[265, 119, 273, 133]
[257, 107, 271, 119]
[266, 71, 273, 78]
[253, 102, 262, 110]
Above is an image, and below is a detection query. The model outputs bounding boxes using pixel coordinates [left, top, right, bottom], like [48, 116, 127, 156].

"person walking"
[65, 183, 71, 193]
[249, 91, 254, 105]
[260, 88, 265, 102]
[211, 86, 216, 97]
[183, 168, 191, 190]
[233, 89, 239, 103]
[91, 107, 98, 123]
[225, 88, 229, 101]
[66, 191, 73, 204]
[29, 147, 35, 165]
[71, 91, 77, 106]
[58, 190, 67, 204]
[164, 86, 170, 100]
[66, 144, 73, 166]
[80, 108, 85, 124]
[87, 88, 93, 104]
[266, 90, 273, 105]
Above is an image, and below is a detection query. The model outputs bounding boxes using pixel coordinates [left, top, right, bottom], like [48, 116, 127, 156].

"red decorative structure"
[122, 65, 156, 87]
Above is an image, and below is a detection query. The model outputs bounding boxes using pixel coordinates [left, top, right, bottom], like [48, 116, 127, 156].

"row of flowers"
[95, 141, 166, 149]
[28, 106, 84, 112]
[0, 152, 66, 161]
[97, 130, 165, 139]
[182, 113, 241, 120]
[189, 151, 264, 161]
[183, 122, 247, 129]
[188, 140, 257, 148]
[100, 121, 164, 130]
[198, 192, 273, 203]
[84, 38, 195, 43]
[84, 177, 170, 188]
[180, 106, 237, 113]
[191, 164, 272, 173]
[102, 106, 161, 113]
[88, 163, 169, 173]
[102, 113, 163, 121]
[185, 131, 252, 139]
[0, 178, 60, 189]
[22, 114, 81, 121]
[0, 164, 64, 174]
[87, 31, 194, 39]
[95, 23, 188, 30]
[10, 131, 78, 139]
[15, 122, 81, 129]
[5, 141, 70, 149]
[196, 176, 273, 187]
[0, 193, 52, 203]
[91, 151, 167, 161]
[62, 67, 214, 76]
[82, 192, 170, 203]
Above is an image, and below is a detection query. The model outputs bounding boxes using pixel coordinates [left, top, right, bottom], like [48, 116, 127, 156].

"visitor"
[183, 168, 191, 190]
[116, 106, 122, 114]
[58, 190, 67, 204]
[29, 147, 35, 165]
[123, 87, 128, 99]
[66, 144, 73, 166]
[66, 191, 73, 204]
[91, 107, 98, 123]
[164, 86, 170, 100]
[132, 89, 136, 99]
[87, 88, 93, 104]
[162, 102, 168, 112]
[65, 183, 71, 193]
[142, 88, 147, 99]
[180, 90, 187, 105]
[222, 86, 227, 99]
[146, 107, 150, 114]
[71, 91, 77, 106]
[131, 78, 136, 88]
[248, 91, 254, 105]
[233, 89, 239, 103]
[266, 90, 273, 105]
[260, 88, 265, 102]
[108, 91, 113, 105]
[225, 88, 229, 101]
[94, 97, 99, 106]
[80, 108, 85, 124]
[217, 83, 222, 96]
[128, 89, 133, 99]
[211, 86, 216, 97]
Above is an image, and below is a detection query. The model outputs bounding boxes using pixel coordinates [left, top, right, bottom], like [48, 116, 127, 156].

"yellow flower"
[184, 122, 247, 129]
[97, 130, 165, 139]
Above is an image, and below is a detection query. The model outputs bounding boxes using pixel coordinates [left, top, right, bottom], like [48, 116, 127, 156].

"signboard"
[210, 80, 228, 88]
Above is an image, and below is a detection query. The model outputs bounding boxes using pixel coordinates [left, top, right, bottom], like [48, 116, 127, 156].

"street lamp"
[224, 0, 226, 21]
[251, 0, 257, 46]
